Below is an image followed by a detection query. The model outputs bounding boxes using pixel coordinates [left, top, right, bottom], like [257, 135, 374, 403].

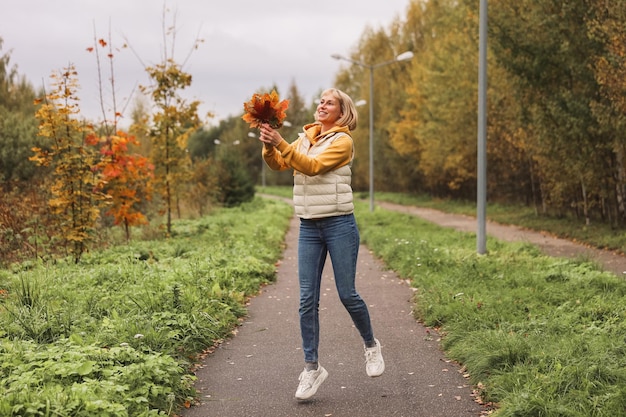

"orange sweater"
[262, 123, 353, 176]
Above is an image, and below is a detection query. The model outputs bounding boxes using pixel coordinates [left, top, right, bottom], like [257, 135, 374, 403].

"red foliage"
[96, 132, 154, 234]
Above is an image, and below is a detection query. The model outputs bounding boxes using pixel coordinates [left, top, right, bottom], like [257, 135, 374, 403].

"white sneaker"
[364, 339, 385, 377]
[295, 365, 328, 400]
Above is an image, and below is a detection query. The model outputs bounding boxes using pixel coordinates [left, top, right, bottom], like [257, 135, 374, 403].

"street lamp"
[214, 138, 240, 146]
[331, 51, 414, 211]
[477, 0, 488, 255]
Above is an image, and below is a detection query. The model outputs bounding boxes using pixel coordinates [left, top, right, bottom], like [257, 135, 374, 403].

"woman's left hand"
[259, 124, 282, 147]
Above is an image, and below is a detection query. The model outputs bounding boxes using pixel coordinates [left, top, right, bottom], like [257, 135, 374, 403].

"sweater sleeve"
[275, 135, 353, 176]
[262, 142, 292, 171]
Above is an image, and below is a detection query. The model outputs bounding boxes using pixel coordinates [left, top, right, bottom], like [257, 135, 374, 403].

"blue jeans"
[298, 214, 374, 363]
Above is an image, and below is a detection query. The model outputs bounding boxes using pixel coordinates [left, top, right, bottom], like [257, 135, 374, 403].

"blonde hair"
[316, 88, 358, 131]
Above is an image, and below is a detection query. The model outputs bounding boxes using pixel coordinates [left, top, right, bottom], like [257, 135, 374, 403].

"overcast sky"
[1, 0, 410, 125]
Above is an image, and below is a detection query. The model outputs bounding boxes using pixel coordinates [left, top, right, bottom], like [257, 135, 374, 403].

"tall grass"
[356, 201, 626, 416]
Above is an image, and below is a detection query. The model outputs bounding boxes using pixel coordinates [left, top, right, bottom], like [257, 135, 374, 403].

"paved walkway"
[182, 200, 626, 417]
[183, 214, 486, 417]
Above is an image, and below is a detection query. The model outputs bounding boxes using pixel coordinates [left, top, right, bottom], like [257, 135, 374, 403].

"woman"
[258, 88, 384, 401]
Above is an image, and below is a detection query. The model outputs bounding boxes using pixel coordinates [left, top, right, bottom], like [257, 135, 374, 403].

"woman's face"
[317, 92, 342, 127]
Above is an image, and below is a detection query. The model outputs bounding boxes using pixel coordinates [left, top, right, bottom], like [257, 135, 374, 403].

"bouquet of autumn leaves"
[242, 89, 289, 129]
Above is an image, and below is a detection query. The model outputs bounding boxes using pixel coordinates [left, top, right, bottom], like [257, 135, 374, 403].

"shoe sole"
[295, 367, 328, 400]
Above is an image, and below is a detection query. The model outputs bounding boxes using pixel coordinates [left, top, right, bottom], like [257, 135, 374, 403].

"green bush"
[0, 338, 192, 416]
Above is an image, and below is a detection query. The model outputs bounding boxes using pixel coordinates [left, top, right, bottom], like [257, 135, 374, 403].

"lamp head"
[396, 51, 414, 62]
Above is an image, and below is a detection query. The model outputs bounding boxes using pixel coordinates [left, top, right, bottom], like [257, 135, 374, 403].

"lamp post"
[331, 51, 414, 212]
[477, 0, 488, 254]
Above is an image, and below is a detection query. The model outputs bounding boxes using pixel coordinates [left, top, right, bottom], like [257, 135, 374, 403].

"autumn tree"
[86, 34, 155, 240]
[335, 0, 475, 197]
[489, 0, 609, 224]
[96, 132, 153, 241]
[329, 0, 626, 227]
[391, 0, 477, 196]
[143, 60, 199, 234]
[587, 2, 626, 223]
[392, 0, 536, 205]
[137, 13, 202, 233]
[31, 66, 106, 263]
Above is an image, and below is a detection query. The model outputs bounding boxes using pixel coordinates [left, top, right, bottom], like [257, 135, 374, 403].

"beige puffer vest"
[293, 132, 354, 219]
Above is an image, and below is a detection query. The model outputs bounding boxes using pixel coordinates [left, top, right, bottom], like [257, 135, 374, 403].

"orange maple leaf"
[242, 89, 289, 129]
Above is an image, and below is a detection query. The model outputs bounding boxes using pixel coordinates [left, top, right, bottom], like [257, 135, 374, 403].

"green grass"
[0, 197, 293, 417]
[355, 200, 626, 416]
[257, 185, 293, 199]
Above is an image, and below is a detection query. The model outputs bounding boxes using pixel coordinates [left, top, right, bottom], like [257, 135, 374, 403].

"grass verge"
[356, 201, 626, 416]
[0, 197, 293, 416]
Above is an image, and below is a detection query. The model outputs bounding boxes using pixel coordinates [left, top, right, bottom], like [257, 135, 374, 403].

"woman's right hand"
[259, 124, 283, 147]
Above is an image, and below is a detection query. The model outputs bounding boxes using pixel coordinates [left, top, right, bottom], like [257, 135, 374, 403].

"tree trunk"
[580, 176, 590, 226]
